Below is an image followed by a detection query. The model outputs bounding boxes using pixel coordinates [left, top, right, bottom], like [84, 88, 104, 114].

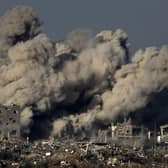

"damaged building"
[91, 118, 147, 148]
[160, 124, 168, 144]
[111, 119, 147, 147]
[0, 104, 20, 140]
[112, 118, 145, 138]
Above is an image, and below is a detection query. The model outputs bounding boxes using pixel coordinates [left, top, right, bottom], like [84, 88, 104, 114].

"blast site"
[0, 4, 168, 168]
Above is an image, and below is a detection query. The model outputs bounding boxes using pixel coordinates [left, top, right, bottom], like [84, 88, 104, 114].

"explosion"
[0, 5, 167, 139]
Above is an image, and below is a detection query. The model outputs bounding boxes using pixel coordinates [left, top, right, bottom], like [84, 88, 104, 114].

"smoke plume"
[1, 5, 167, 139]
[100, 46, 168, 124]
[0, 5, 41, 45]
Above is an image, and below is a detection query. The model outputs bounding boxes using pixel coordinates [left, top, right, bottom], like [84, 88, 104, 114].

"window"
[163, 127, 168, 135]
[133, 128, 142, 136]
[13, 110, 18, 114]
[10, 130, 17, 136]
[12, 120, 16, 123]
[9, 117, 13, 121]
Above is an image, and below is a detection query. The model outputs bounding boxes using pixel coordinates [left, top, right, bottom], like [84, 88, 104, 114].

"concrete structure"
[0, 104, 20, 140]
[160, 124, 168, 143]
[90, 118, 146, 146]
[110, 118, 147, 148]
[97, 129, 108, 143]
[112, 118, 145, 139]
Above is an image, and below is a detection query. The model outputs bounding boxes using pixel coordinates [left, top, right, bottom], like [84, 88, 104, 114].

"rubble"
[0, 136, 167, 168]
[0, 105, 166, 168]
[0, 112, 166, 167]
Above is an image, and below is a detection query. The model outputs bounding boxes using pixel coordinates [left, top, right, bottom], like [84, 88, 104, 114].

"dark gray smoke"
[0, 5, 167, 139]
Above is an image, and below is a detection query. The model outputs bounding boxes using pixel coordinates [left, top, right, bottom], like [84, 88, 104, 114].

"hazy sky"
[0, 0, 168, 54]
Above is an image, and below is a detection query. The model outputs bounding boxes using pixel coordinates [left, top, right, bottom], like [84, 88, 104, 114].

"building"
[160, 124, 168, 143]
[0, 104, 20, 140]
[90, 118, 147, 147]
[113, 118, 145, 139]
[110, 118, 147, 147]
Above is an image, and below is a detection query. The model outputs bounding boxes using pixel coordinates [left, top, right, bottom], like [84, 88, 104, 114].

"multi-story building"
[0, 104, 20, 140]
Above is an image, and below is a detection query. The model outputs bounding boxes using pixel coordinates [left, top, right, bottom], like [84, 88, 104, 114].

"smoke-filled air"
[0, 5, 168, 139]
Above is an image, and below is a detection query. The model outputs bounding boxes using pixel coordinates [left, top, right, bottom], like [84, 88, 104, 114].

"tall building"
[0, 104, 20, 140]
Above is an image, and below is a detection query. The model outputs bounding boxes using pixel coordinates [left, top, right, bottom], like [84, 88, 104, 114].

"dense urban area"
[0, 129, 168, 168]
[0, 104, 168, 168]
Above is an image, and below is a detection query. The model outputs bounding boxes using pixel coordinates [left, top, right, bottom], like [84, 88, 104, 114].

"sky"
[0, 0, 168, 54]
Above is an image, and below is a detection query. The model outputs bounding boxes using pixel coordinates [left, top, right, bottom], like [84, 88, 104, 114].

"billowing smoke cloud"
[100, 46, 168, 122]
[52, 46, 168, 137]
[66, 29, 94, 53]
[51, 29, 129, 136]
[0, 5, 41, 45]
[0, 5, 41, 68]
[2, 5, 167, 140]
[0, 5, 129, 138]
[52, 107, 100, 137]
[20, 107, 33, 127]
[0, 34, 65, 131]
